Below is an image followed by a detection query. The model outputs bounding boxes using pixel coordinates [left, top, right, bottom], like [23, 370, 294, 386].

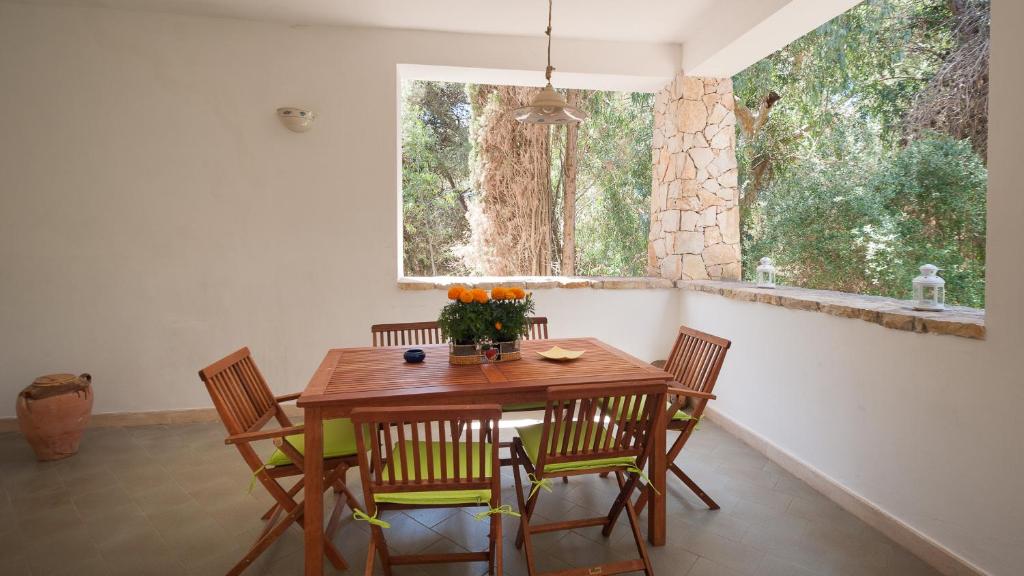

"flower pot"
[493, 340, 522, 362]
[449, 343, 482, 365]
[16, 373, 93, 461]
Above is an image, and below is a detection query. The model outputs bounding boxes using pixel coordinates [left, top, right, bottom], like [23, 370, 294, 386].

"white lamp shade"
[512, 84, 586, 125]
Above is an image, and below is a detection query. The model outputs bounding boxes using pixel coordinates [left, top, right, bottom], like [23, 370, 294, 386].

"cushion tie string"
[473, 505, 521, 521]
[528, 473, 553, 499]
[247, 465, 266, 494]
[626, 465, 661, 495]
[353, 509, 391, 529]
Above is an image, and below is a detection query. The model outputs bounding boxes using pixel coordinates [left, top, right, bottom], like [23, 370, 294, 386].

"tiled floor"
[0, 418, 941, 576]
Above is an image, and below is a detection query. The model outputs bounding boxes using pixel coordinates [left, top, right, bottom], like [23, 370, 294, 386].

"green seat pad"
[603, 396, 696, 422]
[515, 423, 635, 474]
[266, 418, 358, 468]
[375, 441, 493, 506]
[503, 401, 547, 412]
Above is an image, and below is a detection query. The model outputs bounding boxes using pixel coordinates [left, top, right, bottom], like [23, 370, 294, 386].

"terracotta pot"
[16, 373, 94, 461]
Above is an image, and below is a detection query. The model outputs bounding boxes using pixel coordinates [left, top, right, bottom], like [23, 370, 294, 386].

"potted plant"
[438, 285, 490, 364]
[487, 286, 534, 361]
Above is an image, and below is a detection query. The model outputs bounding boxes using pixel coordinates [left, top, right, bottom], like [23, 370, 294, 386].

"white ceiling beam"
[683, 0, 864, 78]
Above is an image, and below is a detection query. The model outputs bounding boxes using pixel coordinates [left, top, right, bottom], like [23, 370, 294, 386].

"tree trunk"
[560, 90, 580, 276]
[465, 85, 552, 275]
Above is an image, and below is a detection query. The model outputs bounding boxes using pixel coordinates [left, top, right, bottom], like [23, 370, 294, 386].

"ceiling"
[16, 0, 737, 44]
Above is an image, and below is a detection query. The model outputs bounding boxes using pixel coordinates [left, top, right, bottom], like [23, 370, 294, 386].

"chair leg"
[510, 440, 541, 562]
[488, 511, 503, 575]
[227, 500, 305, 576]
[671, 463, 720, 510]
[623, 483, 655, 576]
[364, 537, 376, 576]
[371, 524, 393, 576]
[602, 471, 641, 538]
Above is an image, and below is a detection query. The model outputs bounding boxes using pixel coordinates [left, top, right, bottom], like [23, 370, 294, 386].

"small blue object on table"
[403, 349, 426, 363]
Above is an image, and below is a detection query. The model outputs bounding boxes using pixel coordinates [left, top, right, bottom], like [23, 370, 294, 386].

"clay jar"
[16, 373, 94, 461]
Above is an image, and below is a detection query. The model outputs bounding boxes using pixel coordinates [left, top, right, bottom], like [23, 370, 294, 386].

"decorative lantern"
[912, 264, 945, 311]
[756, 257, 777, 288]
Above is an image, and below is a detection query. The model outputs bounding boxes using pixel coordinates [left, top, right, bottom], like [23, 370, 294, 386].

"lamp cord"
[545, 0, 554, 83]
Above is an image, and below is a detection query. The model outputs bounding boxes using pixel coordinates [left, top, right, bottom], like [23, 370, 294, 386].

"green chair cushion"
[672, 406, 696, 421]
[603, 396, 696, 422]
[515, 423, 635, 474]
[266, 418, 358, 468]
[374, 441, 493, 506]
[503, 401, 547, 412]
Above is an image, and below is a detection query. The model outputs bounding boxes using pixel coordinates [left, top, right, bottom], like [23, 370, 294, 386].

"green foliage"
[745, 134, 986, 306]
[401, 81, 472, 276]
[573, 92, 654, 276]
[736, 0, 987, 307]
[488, 295, 536, 342]
[437, 299, 489, 345]
[404, 80, 652, 277]
[872, 135, 987, 307]
[437, 290, 535, 344]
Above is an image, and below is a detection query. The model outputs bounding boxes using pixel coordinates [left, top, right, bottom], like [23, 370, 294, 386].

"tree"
[560, 90, 581, 276]
[401, 81, 472, 276]
[401, 81, 653, 278]
[464, 84, 552, 276]
[733, 0, 989, 306]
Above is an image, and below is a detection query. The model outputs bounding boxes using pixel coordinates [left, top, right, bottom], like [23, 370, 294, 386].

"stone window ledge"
[398, 276, 675, 290]
[678, 280, 986, 340]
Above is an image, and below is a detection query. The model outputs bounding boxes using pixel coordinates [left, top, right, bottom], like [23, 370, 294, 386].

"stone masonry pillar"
[648, 73, 741, 281]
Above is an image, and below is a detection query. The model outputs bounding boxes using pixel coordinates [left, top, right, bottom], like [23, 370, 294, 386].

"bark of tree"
[560, 90, 580, 276]
[736, 91, 781, 209]
[465, 85, 552, 275]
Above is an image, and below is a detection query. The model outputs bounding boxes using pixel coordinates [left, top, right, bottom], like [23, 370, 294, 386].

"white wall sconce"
[277, 107, 316, 133]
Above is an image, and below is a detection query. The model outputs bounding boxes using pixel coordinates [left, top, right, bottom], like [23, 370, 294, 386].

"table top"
[297, 337, 670, 410]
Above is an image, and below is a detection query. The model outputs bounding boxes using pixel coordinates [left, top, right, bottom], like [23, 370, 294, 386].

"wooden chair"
[370, 317, 548, 347]
[634, 325, 731, 513]
[510, 382, 668, 576]
[351, 405, 505, 575]
[198, 347, 362, 575]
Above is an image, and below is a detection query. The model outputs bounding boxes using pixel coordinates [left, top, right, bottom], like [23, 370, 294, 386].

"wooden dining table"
[297, 337, 672, 575]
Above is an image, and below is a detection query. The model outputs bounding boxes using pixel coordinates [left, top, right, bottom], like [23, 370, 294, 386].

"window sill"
[678, 280, 986, 340]
[398, 276, 675, 290]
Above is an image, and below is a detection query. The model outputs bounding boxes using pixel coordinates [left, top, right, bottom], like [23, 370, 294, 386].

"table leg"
[648, 412, 666, 546]
[304, 406, 324, 575]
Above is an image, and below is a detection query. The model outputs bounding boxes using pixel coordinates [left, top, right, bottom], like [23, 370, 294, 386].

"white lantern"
[756, 257, 777, 288]
[912, 264, 945, 311]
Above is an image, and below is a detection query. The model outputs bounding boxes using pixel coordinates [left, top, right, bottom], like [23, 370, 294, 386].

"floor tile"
[0, 421, 945, 576]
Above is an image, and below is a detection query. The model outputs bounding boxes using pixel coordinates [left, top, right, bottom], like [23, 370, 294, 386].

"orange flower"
[510, 287, 526, 299]
[495, 322, 503, 331]
[472, 288, 489, 304]
[447, 285, 465, 300]
[459, 289, 475, 304]
[491, 286, 507, 300]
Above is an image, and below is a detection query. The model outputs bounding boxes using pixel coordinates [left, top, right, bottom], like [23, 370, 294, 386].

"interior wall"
[679, 3, 1024, 574]
[0, 3, 681, 417]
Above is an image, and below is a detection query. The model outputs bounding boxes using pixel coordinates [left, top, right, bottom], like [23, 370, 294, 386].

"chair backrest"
[351, 405, 502, 504]
[198, 347, 284, 436]
[370, 317, 550, 347]
[370, 321, 443, 347]
[533, 382, 667, 474]
[525, 316, 549, 340]
[664, 326, 731, 397]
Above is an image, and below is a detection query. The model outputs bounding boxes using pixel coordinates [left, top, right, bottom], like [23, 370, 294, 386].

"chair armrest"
[275, 392, 302, 403]
[225, 424, 304, 445]
[667, 385, 716, 401]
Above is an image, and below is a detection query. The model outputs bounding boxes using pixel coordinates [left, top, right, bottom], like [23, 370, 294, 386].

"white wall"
[0, 3, 681, 416]
[680, 4, 1024, 574]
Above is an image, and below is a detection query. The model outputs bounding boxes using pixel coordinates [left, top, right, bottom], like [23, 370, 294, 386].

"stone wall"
[648, 73, 741, 281]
